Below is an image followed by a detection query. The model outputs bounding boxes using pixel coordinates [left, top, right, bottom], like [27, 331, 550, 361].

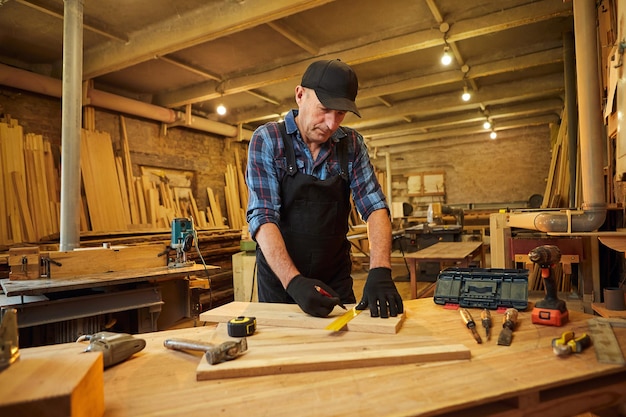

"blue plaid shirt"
[246, 109, 388, 239]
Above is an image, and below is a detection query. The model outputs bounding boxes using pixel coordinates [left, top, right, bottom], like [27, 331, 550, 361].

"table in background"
[404, 241, 484, 299]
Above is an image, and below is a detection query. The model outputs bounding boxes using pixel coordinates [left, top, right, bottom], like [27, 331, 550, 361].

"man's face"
[295, 86, 347, 146]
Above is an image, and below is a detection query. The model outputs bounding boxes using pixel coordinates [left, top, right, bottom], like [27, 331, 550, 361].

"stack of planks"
[0, 116, 60, 246]
[0, 113, 246, 246]
[222, 147, 248, 231]
[542, 107, 581, 209]
[117, 115, 214, 231]
[527, 263, 573, 293]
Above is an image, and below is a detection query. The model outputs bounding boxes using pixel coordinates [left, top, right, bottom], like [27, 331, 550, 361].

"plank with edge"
[199, 301, 405, 334]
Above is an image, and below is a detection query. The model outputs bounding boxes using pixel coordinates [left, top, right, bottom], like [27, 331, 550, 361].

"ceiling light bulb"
[216, 104, 227, 115]
[483, 121, 491, 129]
[461, 86, 471, 101]
[441, 47, 452, 66]
[490, 131, 497, 140]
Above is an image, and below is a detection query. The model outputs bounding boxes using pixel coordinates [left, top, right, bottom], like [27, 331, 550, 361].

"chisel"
[497, 308, 518, 346]
[460, 308, 482, 344]
[481, 308, 492, 341]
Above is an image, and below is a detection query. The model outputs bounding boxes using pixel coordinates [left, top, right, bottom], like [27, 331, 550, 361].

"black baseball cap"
[301, 59, 361, 117]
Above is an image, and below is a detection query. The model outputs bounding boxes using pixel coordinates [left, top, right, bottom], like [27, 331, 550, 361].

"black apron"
[256, 122, 355, 304]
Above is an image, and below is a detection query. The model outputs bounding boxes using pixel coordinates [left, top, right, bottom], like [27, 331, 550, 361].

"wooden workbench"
[17, 298, 626, 417]
[404, 241, 485, 299]
[0, 264, 212, 297]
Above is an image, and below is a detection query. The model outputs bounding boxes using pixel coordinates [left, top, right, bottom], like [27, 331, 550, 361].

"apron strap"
[278, 122, 297, 177]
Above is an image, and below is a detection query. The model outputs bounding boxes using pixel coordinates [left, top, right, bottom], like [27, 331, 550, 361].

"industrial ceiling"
[0, 0, 577, 159]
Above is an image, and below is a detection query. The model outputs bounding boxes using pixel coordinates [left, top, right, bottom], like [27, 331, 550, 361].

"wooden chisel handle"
[502, 308, 518, 330]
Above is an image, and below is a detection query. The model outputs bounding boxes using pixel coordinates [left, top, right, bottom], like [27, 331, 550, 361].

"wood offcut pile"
[541, 107, 581, 209]
[527, 263, 574, 293]
[0, 114, 248, 247]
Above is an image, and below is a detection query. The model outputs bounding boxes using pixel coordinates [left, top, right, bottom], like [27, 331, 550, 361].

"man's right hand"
[286, 275, 341, 317]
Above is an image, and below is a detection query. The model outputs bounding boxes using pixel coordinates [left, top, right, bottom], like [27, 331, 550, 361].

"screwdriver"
[481, 308, 492, 341]
[460, 308, 483, 344]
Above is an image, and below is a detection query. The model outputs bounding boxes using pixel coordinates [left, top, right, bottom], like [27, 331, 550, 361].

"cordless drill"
[530, 245, 569, 326]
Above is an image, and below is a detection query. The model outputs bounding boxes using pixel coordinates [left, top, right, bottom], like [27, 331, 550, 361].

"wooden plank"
[234, 148, 248, 211]
[115, 156, 131, 227]
[32, 134, 54, 237]
[0, 345, 104, 417]
[11, 171, 36, 242]
[199, 301, 405, 334]
[80, 130, 127, 231]
[0, 121, 9, 244]
[46, 243, 168, 279]
[119, 116, 140, 225]
[2, 120, 27, 243]
[207, 187, 224, 227]
[196, 325, 469, 380]
[1, 264, 212, 296]
[135, 178, 148, 225]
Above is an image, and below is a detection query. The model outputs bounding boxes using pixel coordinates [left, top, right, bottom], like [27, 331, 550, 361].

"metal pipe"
[88, 89, 177, 124]
[507, 0, 606, 233]
[0, 63, 244, 137]
[187, 115, 238, 138]
[563, 31, 579, 208]
[59, 0, 83, 251]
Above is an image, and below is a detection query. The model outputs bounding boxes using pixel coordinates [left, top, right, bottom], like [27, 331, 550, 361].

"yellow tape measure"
[325, 307, 363, 332]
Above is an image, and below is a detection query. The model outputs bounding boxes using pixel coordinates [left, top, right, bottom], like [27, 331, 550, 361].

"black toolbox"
[433, 267, 529, 310]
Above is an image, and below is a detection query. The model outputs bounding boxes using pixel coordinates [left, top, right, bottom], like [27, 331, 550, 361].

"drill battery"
[531, 305, 569, 326]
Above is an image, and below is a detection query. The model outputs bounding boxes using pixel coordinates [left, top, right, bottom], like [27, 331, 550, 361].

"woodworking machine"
[169, 217, 196, 268]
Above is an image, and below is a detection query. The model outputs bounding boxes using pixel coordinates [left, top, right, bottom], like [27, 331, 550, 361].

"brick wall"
[372, 125, 553, 210]
[0, 86, 247, 219]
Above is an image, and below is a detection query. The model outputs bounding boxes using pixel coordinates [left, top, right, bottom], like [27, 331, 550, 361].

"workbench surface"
[20, 298, 626, 417]
[1, 264, 212, 296]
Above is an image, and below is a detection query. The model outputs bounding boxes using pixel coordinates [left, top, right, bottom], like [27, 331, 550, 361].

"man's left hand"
[356, 267, 403, 318]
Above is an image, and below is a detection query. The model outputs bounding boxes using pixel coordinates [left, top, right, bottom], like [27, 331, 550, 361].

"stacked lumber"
[222, 148, 248, 231]
[80, 129, 128, 231]
[0, 113, 244, 245]
[542, 108, 579, 208]
[527, 263, 573, 293]
[0, 116, 60, 245]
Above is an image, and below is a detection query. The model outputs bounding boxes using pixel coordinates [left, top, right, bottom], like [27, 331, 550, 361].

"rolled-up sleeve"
[245, 124, 282, 239]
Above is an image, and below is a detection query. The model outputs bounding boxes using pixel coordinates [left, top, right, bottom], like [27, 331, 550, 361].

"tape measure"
[227, 316, 256, 337]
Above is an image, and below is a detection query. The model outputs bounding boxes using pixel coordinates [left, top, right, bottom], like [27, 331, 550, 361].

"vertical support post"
[59, 0, 84, 251]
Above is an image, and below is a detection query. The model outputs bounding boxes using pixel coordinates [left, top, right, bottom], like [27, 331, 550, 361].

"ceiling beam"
[359, 99, 563, 139]
[15, 0, 128, 43]
[322, 74, 564, 132]
[232, 47, 564, 124]
[267, 21, 319, 55]
[81, 0, 337, 78]
[367, 114, 560, 150]
[154, 0, 571, 108]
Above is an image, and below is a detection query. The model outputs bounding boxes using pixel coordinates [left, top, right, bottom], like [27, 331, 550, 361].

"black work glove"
[356, 267, 404, 318]
[286, 275, 341, 317]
